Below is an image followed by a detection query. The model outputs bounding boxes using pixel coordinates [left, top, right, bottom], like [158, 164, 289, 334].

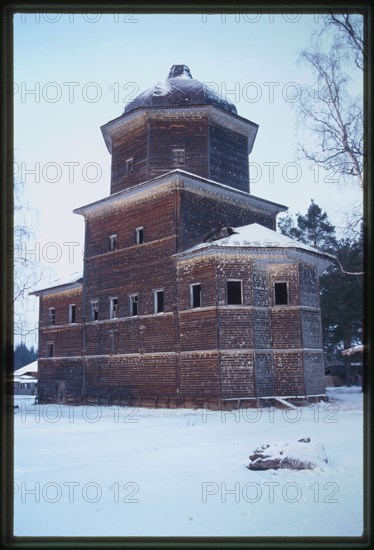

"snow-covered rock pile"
[248, 438, 328, 471]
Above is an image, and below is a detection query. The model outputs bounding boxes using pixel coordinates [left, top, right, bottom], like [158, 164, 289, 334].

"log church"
[32, 65, 333, 408]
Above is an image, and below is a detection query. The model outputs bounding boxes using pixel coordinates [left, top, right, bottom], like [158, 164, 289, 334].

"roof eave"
[100, 105, 259, 154]
[174, 245, 334, 273]
[74, 170, 287, 218]
[30, 280, 83, 297]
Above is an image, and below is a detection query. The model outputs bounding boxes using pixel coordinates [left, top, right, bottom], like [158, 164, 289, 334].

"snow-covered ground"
[13, 387, 363, 537]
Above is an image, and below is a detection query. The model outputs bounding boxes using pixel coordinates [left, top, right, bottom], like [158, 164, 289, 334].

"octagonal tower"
[101, 65, 258, 195]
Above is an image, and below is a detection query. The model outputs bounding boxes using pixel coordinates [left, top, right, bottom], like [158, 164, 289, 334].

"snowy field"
[13, 387, 364, 537]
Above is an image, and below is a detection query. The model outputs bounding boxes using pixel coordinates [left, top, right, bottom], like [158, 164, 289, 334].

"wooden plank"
[274, 397, 299, 410]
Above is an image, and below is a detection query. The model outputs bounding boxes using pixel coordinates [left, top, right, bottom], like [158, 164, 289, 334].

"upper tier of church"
[101, 65, 259, 195]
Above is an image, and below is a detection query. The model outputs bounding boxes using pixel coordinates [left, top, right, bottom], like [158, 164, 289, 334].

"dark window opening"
[130, 294, 138, 316]
[110, 297, 118, 319]
[190, 284, 202, 308]
[274, 282, 288, 305]
[172, 148, 185, 166]
[227, 280, 243, 305]
[154, 290, 164, 313]
[69, 304, 76, 324]
[204, 226, 238, 243]
[47, 342, 54, 358]
[48, 307, 55, 326]
[91, 301, 99, 321]
[135, 227, 144, 245]
[109, 234, 117, 251]
[126, 158, 134, 175]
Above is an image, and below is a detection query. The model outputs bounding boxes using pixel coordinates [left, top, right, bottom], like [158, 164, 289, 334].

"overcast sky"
[13, 12, 363, 342]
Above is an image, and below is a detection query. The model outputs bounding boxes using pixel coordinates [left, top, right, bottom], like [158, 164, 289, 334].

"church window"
[129, 294, 139, 316]
[109, 234, 117, 251]
[154, 290, 164, 314]
[135, 227, 144, 244]
[190, 283, 202, 308]
[172, 148, 185, 166]
[47, 342, 54, 357]
[227, 280, 243, 305]
[91, 300, 99, 321]
[274, 282, 288, 305]
[69, 304, 76, 324]
[48, 307, 55, 326]
[126, 158, 134, 175]
[110, 297, 118, 319]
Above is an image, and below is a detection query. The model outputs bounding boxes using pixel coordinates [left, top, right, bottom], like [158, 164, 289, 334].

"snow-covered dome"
[124, 65, 238, 115]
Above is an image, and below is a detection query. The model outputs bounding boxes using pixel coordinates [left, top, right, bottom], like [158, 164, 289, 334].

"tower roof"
[124, 65, 238, 115]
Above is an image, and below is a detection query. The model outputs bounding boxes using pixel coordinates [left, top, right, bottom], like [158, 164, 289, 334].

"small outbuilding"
[13, 361, 38, 396]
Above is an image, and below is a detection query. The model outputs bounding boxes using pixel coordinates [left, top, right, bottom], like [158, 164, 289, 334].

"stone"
[248, 438, 328, 471]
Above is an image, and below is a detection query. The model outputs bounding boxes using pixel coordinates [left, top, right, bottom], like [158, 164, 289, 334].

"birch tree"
[297, 12, 365, 188]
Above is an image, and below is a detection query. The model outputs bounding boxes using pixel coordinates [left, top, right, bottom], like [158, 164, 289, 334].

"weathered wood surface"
[36, 100, 326, 407]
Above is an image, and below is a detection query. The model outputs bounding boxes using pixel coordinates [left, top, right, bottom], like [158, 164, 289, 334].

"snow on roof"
[30, 271, 83, 296]
[177, 223, 335, 273]
[124, 64, 238, 115]
[14, 361, 38, 376]
[182, 223, 334, 256]
[14, 375, 37, 384]
[43, 270, 83, 288]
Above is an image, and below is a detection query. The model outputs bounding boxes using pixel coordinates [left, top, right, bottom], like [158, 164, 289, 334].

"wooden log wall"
[109, 112, 252, 196]
[111, 121, 148, 194]
[180, 190, 276, 250]
[209, 122, 249, 192]
[148, 117, 209, 181]
[40, 288, 82, 329]
[37, 175, 326, 405]
[39, 288, 83, 358]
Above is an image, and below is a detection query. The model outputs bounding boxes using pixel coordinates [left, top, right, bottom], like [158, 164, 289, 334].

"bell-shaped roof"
[124, 65, 238, 115]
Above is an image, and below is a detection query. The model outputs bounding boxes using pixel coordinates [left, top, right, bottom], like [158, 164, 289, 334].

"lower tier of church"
[38, 347, 326, 409]
[33, 216, 333, 410]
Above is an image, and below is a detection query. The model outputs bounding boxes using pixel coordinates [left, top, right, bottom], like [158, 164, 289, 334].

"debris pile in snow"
[248, 438, 328, 471]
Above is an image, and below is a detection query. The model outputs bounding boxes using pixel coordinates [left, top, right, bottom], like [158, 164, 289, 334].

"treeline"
[278, 200, 364, 354]
[14, 342, 38, 371]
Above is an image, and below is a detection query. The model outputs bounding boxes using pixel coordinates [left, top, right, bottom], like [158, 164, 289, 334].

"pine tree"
[278, 200, 363, 352]
[320, 231, 364, 351]
[278, 199, 337, 252]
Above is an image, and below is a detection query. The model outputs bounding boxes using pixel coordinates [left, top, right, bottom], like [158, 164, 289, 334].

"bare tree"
[14, 177, 43, 341]
[322, 12, 366, 70]
[336, 200, 363, 240]
[297, 13, 364, 188]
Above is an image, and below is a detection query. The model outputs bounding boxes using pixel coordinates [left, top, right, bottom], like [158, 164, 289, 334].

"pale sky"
[13, 12, 363, 343]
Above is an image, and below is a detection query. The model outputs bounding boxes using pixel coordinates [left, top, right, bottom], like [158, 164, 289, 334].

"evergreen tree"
[278, 199, 337, 252]
[14, 343, 37, 371]
[320, 232, 364, 351]
[278, 200, 363, 352]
